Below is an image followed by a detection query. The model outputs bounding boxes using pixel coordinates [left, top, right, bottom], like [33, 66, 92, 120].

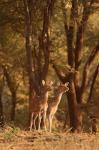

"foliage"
[3, 126, 20, 142]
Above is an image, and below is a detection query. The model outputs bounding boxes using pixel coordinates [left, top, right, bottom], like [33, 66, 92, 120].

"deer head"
[56, 82, 69, 93]
[41, 80, 53, 93]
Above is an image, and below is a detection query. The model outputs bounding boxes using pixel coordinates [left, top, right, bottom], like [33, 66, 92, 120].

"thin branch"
[2, 66, 17, 93]
[80, 44, 99, 101]
[88, 63, 99, 103]
[75, 0, 95, 70]
[61, 0, 68, 32]
[81, 0, 95, 29]
[86, 44, 99, 66]
[51, 60, 70, 83]
[61, 0, 76, 67]
[52, 63, 66, 83]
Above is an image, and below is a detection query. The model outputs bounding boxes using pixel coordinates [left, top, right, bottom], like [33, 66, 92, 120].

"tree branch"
[87, 63, 99, 103]
[75, 0, 95, 70]
[2, 66, 17, 93]
[40, 0, 55, 81]
[80, 44, 99, 101]
[52, 63, 66, 83]
[51, 60, 72, 83]
[61, 0, 68, 33]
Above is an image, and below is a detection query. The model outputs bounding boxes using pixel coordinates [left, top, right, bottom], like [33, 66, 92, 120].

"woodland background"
[0, 1, 99, 147]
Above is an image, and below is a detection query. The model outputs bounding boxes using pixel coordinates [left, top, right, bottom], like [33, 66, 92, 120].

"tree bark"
[0, 87, 4, 127]
[67, 73, 78, 132]
[0, 67, 4, 127]
[23, 0, 37, 124]
[63, 0, 82, 132]
[10, 92, 17, 121]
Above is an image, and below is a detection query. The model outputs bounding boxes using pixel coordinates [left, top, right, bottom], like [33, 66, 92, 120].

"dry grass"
[0, 126, 99, 150]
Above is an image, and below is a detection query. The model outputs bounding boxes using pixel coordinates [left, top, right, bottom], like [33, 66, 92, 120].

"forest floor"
[0, 126, 99, 150]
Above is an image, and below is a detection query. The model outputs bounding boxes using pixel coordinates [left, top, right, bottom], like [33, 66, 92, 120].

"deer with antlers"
[47, 82, 69, 132]
[30, 80, 53, 131]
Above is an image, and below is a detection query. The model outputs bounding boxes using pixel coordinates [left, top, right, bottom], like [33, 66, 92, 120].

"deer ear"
[65, 82, 69, 86]
[42, 80, 45, 85]
[50, 81, 53, 85]
[57, 82, 61, 86]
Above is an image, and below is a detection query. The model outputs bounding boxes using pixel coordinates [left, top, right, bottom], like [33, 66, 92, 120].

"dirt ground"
[0, 128, 99, 150]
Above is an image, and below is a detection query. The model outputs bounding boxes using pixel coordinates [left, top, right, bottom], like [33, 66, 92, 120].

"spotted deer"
[30, 80, 53, 131]
[47, 82, 69, 132]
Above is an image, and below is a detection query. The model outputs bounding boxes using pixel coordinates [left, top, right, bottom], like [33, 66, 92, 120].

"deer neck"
[41, 91, 49, 103]
[54, 92, 63, 106]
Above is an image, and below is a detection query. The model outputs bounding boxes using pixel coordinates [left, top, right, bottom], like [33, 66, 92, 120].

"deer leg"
[51, 115, 54, 132]
[38, 113, 42, 130]
[30, 112, 34, 131]
[48, 114, 53, 132]
[33, 114, 38, 130]
[43, 111, 47, 131]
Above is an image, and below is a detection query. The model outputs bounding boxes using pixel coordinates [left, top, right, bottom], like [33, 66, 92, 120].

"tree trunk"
[67, 81, 77, 131]
[2, 66, 18, 121]
[52, 63, 83, 132]
[0, 92, 4, 127]
[0, 67, 4, 127]
[74, 25, 83, 104]
[23, 0, 37, 125]
[36, 0, 55, 85]
[10, 92, 17, 121]
[67, 72, 83, 132]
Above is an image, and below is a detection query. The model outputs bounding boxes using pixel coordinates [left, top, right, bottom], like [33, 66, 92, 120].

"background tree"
[23, 0, 55, 123]
[0, 66, 4, 127]
[2, 66, 19, 121]
[51, 0, 99, 132]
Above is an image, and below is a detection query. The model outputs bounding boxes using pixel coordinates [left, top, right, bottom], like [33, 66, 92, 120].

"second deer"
[47, 82, 69, 132]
